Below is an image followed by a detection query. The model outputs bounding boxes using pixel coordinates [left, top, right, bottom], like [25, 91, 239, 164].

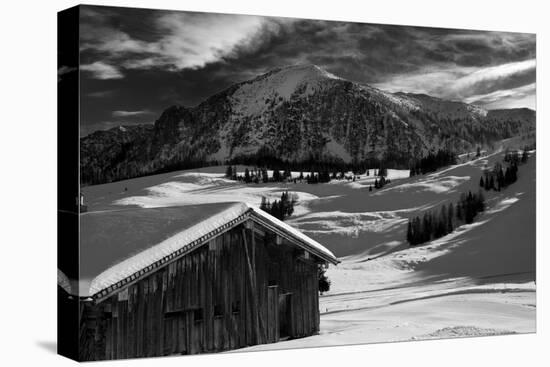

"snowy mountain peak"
[230, 64, 342, 116]
[277, 63, 341, 80]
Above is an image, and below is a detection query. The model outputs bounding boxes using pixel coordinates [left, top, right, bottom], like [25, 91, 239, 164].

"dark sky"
[71, 5, 536, 136]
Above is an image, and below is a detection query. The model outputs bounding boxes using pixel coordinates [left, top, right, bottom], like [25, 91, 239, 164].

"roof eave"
[248, 210, 339, 265]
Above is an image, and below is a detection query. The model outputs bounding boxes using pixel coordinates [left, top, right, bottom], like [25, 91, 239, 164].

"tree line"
[479, 147, 529, 192]
[225, 165, 387, 185]
[409, 149, 457, 176]
[227, 146, 409, 176]
[407, 190, 485, 246]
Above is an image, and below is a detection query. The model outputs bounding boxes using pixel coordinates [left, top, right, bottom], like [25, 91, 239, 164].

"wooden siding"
[77, 220, 322, 360]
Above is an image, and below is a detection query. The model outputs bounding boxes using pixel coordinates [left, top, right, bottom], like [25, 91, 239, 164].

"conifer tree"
[447, 203, 454, 233]
[477, 190, 485, 213]
[407, 219, 413, 244]
[422, 213, 431, 242]
[413, 216, 422, 245]
[521, 148, 529, 163]
[260, 197, 268, 211]
[318, 265, 331, 294]
[225, 165, 233, 179]
[439, 205, 448, 237]
[284, 168, 291, 179]
[273, 169, 281, 182]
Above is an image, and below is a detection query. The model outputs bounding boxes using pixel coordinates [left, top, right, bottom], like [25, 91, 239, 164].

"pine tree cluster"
[409, 149, 457, 176]
[479, 148, 530, 192]
[373, 175, 391, 189]
[225, 166, 292, 183]
[407, 190, 485, 246]
[479, 162, 518, 192]
[225, 166, 387, 185]
[227, 147, 411, 178]
[259, 191, 297, 221]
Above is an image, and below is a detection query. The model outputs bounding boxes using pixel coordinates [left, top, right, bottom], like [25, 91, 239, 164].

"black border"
[57, 5, 80, 361]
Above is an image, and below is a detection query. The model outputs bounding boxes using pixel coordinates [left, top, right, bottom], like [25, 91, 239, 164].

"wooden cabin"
[58, 202, 338, 361]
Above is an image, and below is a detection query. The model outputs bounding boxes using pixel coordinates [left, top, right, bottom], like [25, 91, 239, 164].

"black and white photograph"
[54, 2, 539, 363]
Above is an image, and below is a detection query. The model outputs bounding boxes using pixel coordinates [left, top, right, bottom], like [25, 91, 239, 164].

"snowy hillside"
[81, 134, 535, 347]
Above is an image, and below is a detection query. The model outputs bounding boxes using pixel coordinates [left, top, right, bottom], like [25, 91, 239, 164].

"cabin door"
[278, 293, 292, 340]
[163, 310, 191, 355]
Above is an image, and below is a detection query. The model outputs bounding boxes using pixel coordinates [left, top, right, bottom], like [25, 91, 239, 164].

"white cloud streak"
[373, 59, 536, 108]
[80, 61, 124, 80]
[112, 110, 152, 117]
[465, 83, 536, 110]
[82, 13, 271, 73]
[448, 59, 535, 98]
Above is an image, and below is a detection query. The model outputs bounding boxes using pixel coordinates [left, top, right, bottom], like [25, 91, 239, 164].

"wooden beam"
[241, 228, 261, 344]
[251, 227, 267, 343]
[252, 226, 266, 237]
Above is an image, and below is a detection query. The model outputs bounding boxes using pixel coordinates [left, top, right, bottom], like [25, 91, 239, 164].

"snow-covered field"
[82, 136, 536, 347]
[115, 179, 319, 216]
[238, 287, 534, 351]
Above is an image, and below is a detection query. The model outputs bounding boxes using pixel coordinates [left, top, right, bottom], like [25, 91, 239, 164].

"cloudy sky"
[73, 5, 536, 136]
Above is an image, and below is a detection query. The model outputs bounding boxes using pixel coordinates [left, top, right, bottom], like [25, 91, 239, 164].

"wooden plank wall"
[79, 221, 322, 361]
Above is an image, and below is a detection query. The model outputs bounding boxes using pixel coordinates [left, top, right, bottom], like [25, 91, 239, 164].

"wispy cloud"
[81, 61, 123, 80]
[80, 9, 278, 74]
[112, 110, 152, 117]
[87, 90, 116, 98]
[78, 5, 536, 129]
[448, 59, 536, 99]
[373, 58, 536, 108]
[465, 83, 535, 109]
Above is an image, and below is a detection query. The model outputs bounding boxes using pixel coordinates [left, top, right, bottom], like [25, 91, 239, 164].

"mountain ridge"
[80, 64, 535, 185]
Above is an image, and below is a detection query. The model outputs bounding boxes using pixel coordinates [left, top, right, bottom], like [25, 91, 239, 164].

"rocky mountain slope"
[80, 64, 535, 185]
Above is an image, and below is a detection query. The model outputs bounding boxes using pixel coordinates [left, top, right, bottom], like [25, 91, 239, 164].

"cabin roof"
[59, 202, 338, 298]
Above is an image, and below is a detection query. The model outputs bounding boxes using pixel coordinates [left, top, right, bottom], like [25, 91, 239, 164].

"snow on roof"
[61, 202, 337, 298]
[249, 206, 338, 262]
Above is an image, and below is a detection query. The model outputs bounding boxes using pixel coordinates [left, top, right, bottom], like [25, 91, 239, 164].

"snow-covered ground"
[82, 136, 536, 347]
[237, 287, 534, 351]
[113, 173, 320, 216]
